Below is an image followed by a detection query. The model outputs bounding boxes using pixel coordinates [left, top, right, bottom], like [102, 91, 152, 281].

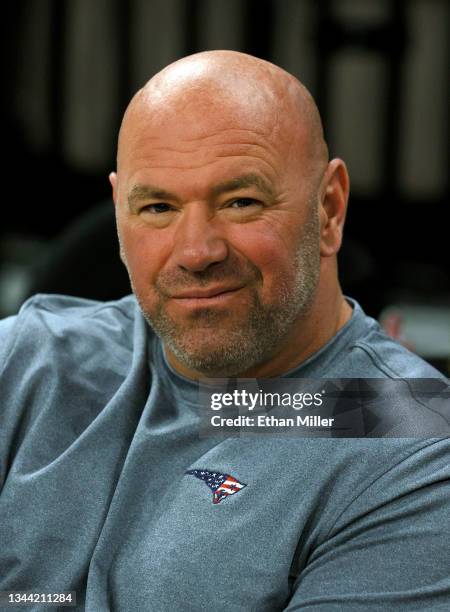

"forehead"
[118, 103, 309, 194]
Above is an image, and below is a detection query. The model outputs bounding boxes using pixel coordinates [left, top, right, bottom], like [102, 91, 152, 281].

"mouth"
[170, 286, 244, 306]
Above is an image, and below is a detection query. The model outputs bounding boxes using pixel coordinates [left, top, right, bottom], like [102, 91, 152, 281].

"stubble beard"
[131, 208, 321, 377]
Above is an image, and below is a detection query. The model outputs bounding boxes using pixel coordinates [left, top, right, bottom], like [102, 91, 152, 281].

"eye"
[229, 198, 259, 209]
[141, 203, 173, 214]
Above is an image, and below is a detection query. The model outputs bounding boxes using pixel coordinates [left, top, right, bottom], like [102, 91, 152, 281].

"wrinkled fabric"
[0, 294, 449, 611]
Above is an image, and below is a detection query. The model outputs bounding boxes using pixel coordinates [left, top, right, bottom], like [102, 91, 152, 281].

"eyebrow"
[127, 172, 275, 209]
[211, 173, 275, 200]
[128, 184, 178, 208]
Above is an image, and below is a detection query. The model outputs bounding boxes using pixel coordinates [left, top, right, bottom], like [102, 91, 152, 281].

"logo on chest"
[186, 469, 247, 504]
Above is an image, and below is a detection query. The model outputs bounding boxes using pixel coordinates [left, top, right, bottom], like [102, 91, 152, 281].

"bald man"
[111, 50, 349, 379]
[0, 52, 449, 611]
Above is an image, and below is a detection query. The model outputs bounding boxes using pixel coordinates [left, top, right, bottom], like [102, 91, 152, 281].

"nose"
[171, 204, 228, 272]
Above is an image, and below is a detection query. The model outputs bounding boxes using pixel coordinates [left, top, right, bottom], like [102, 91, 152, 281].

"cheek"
[233, 226, 295, 294]
[118, 222, 168, 289]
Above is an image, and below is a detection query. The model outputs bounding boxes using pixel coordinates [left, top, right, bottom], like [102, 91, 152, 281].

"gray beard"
[133, 207, 320, 377]
[142, 287, 300, 377]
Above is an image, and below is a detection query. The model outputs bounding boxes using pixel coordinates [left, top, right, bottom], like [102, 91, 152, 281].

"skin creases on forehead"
[119, 110, 319, 204]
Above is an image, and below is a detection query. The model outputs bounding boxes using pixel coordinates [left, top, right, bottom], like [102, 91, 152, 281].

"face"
[112, 104, 323, 377]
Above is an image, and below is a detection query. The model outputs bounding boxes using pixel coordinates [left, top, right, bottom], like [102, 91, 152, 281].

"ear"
[109, 171, 126, 265]
[319, 158, 349, 257]
[109, 172, 118, 206]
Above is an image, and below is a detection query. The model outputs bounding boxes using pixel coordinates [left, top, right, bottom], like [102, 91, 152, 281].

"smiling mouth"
[170, 286, 244, 303]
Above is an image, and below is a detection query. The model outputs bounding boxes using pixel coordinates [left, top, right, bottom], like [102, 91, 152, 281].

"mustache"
[155, 259, 261, 294]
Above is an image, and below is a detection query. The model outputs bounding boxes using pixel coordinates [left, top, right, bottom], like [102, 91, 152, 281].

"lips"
[171, 286, 243, 299]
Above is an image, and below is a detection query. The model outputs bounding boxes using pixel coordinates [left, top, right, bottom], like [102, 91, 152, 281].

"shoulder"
[346, 302, 446, 379]
[0, 293, 142, 370]
[18, 292, 138, 320]
[352, 325, 445, 378]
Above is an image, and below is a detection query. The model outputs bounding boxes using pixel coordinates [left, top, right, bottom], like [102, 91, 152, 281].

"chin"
[165, 330, 266, 377]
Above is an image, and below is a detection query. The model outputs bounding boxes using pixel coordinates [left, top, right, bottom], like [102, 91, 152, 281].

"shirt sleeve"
[0, 299, 38, 489]
[0, 296, 41, 368]
[284, 438, 450, 611]
[0, 315, 19, 366]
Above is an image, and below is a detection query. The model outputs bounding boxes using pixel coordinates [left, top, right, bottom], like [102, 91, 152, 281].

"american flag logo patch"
[186, 469, 246, 505]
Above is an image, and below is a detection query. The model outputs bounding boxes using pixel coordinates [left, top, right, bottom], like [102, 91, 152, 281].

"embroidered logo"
[186, 469, 246, 504]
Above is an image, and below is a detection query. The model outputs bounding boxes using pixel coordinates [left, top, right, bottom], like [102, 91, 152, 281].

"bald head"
[117, 50, 328, 174]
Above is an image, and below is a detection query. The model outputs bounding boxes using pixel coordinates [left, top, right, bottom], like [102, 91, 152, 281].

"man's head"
[110, 50, 350, 378]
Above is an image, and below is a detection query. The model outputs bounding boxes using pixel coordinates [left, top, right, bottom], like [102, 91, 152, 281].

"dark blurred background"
[0, 0, 448, 371]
